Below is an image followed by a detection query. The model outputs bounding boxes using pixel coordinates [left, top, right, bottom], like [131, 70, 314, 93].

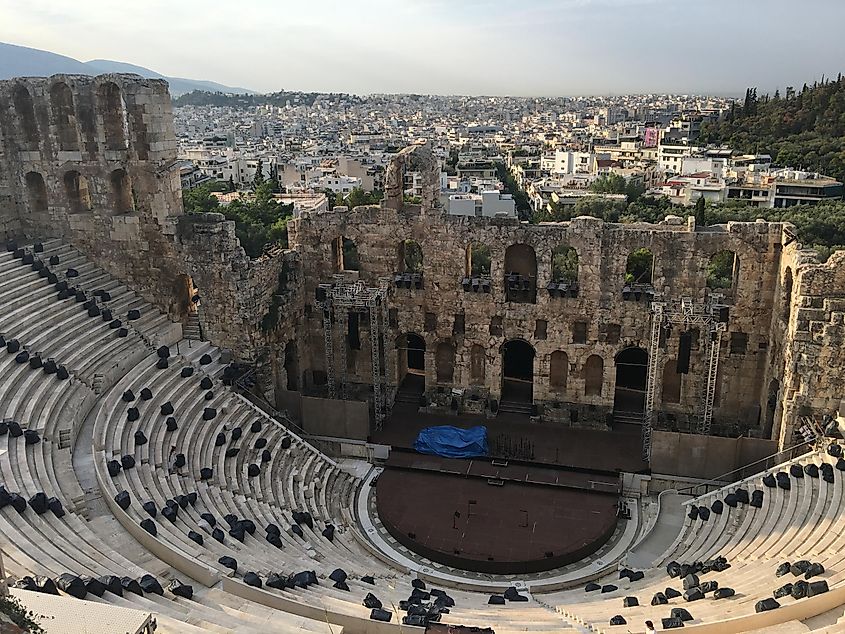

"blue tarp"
[413, 425, 488, 459]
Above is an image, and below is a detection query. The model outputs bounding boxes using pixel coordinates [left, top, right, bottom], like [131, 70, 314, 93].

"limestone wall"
[775, 248, 845, 446]
[0, 73, 185, 308]
[289, 205, 786, 433]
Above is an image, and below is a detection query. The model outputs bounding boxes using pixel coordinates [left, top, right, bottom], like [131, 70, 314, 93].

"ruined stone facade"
[0, 74, 300, 363]
[1, 76, 842, 449]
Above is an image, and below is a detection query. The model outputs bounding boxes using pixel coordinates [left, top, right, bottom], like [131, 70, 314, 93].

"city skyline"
[1, 0, 844, 97]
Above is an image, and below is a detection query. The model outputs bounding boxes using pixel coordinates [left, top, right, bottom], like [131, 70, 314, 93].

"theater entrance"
[613, 347, 648, 414]
[501, 339, 535, 403]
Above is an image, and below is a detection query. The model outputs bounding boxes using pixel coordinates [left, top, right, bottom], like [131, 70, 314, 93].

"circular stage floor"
[376, 469, 619, 574]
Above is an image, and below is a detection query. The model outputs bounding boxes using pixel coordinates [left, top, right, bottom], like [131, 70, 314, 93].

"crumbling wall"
[774, 248, 845, 447]
[290, 200, 785, 433]
[0, 73, 185, 308]
[0, 74, 299, 381]
[383, 143, 440, 214]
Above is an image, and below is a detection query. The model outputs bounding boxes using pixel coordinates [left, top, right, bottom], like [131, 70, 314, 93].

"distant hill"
[0, 42, 254, 96]
[700, 75, 845, 185]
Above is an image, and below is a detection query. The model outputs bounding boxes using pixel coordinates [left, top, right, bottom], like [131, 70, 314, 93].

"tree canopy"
[700, 75, 845, 184]
[182, 181, 294, 258]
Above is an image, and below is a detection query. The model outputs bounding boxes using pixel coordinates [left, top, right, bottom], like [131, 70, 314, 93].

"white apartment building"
[312, 174, 362, 195]
[552, 150, 594, 176]
[448, 191, 516, 218]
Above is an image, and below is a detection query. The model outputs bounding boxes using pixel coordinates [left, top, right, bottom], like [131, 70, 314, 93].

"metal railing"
[676, 439, 815, 497]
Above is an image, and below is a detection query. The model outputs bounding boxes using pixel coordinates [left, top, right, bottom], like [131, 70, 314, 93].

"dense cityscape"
[3, 1, 845, 632]
[175, 86, 845, 258]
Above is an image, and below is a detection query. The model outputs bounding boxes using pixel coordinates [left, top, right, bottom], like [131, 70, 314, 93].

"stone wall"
[2, 77, 837, 449]
[0, 73, 185, 308]
[0, 74, 301, 376]
[774, 248, 845, 446]
[289, 200, 786, 433]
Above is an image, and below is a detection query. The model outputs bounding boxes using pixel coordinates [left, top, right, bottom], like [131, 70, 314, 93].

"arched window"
[551, 245, 578, 284]
[25, 172, 48, 213]
[110, 169, 134, 212]
[583, 355, 604, 397]
[466, 243, 491, 277]
[342, 238, 359, 271]
[398, 239, 423, 273]
[64, 171, 91, 213]
[662, 359, 681, 404]
[550, 350, 568, 390]
[707, 250, 739, 294]
[98, 81, 128, 150]
[504, 243, 537, 303]
[470, 344, 486, 384]
[625, 248, 653, 285]
[50, 82, 79, 151]
[435, 342, 455, 383]
[12, 85, 39, 150]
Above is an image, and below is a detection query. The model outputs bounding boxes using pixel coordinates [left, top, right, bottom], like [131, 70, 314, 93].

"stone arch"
[398, 239, 423, 273]
[435, 342, 455, 383]
[172, 273, 198, 318]
[583, 355, 604, 397]
[501, 339, 535, 402]
[24, 172, 48, 213]
[662, 358, 681, 404]
[782, 268, 794, 323]
[504, 243, 537, 303]
[50, 82, 80, 151]
[384, 144, 439, 212]
[12, 85, 39, 150]
[551, 245, 578, 284]
[707, 250, 739, 294]
[98, 81, 129, 150]
[549, 350, 569, 390]
[63, 170, 91, 213]
[396, 332, 426, 390]
[466, 243, 491, 277]
[625, 247, 653, 285]
[341, 237, 359, 271]
[110, 168, 134, 212]
[614, 347, 648, 413]
[470, 344, 486, 384]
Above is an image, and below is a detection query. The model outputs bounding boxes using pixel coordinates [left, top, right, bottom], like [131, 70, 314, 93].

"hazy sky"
[2, 0, 844, 96]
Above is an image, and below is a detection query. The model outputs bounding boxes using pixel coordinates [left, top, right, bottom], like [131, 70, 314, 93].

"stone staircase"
[182, 312, 202, 340]
[612, 410, 643, 426]
[498, 399, 534, 415]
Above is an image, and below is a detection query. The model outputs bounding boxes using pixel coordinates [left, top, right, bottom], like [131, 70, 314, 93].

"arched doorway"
[613, 347, 648, 414]
[396, 333, 426, 394]
[501, 339, 535, 402]
[504, 244, 537, 303]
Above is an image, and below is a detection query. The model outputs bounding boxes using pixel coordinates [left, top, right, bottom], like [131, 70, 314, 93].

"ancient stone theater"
[0, 73, 844, 633]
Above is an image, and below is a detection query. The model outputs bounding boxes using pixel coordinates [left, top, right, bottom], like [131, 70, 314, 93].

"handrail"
[234, 379, 308, 438]
[676, 439, 814, 494]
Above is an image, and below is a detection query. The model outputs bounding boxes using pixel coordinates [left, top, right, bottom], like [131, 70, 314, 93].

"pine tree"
[252, 159, 265, 189]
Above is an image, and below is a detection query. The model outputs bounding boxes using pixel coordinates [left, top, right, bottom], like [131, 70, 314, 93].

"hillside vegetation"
[700, 76, 845, 184]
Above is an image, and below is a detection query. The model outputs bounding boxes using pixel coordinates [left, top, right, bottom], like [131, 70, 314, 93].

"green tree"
[182, 182, 220, 214]
[252, 159, 265, 189]
[694, 195, 707, 226]
[344, 187, 380, 208]
[551, 245, 578, 283]
[590, 173, 628, 195]
[495, 162, 533, 220]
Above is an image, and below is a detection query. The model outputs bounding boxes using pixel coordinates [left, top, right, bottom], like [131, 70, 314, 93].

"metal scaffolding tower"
[642, 294, 728, 462]
[314, 277, 392, 431]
